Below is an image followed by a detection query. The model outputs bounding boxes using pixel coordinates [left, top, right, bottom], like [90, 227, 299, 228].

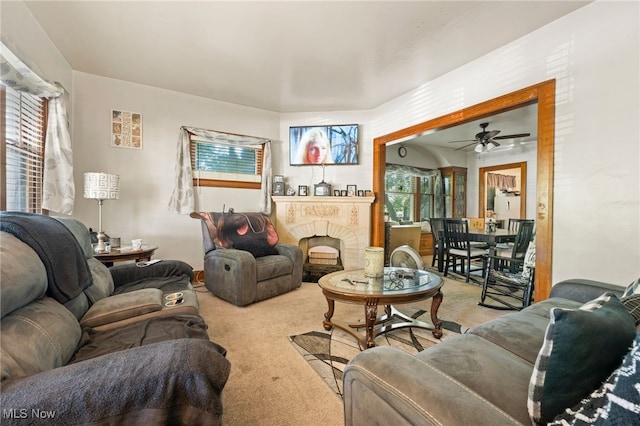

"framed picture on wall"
[111, 109, 142, 149]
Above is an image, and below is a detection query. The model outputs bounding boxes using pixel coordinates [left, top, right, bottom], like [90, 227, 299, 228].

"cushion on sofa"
[110, 260, 194, 294]
[622, 278, 640, 297]
[194, 211, 279, 258]
[72, 314, 211, 363]
[621, 294, 640, 326]
[0, 233, 48, 318]
[80, 288, 163, 328]
[527, 293, 637, 425]
[1, 297, 81, 381]
[548, 332, 640, 425]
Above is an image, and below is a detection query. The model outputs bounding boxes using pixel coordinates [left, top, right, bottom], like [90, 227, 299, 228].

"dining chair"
[507, 218, 531, 233]
[429, 218, 445, 269]
[442, 218, 488, 283]
[496, 220, 535, 272]
[480, 241, 535, 310]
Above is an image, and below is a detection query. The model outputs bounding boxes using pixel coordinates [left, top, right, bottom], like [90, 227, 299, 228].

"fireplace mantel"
[271, 196, 375, 271]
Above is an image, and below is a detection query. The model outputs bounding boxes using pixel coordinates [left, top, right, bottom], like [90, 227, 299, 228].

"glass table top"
[319, 267, 442, 296]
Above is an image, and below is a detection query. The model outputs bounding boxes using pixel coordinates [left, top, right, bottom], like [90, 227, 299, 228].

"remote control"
[136, 259, 162, 267]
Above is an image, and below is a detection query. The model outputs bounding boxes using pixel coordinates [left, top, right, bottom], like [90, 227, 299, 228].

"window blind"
[3, 85, 47, 213]
[190, 138, 263, 182]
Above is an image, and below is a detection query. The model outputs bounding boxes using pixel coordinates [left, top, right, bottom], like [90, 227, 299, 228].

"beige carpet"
[195, 276, 505, 425]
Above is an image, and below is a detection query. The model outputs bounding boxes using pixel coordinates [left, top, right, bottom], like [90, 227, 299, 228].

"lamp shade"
[84, 172, 120, 200]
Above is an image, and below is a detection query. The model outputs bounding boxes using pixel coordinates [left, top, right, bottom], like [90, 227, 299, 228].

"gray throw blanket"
[0, 212, 93, 303]
[1, 338, 231, 425]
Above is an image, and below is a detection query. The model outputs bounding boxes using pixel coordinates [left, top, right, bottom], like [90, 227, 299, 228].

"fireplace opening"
[299, 236, 344, 282]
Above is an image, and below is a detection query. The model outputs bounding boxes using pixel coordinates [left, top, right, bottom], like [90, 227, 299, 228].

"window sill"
[192, 178, 261, 189]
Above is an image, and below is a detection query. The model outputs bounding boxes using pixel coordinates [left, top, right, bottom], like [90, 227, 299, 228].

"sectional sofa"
[343, 278, 639, 425]
[0, 213, 231, 425]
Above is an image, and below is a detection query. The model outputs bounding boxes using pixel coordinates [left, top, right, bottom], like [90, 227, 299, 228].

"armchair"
[192, 212, 303, 306]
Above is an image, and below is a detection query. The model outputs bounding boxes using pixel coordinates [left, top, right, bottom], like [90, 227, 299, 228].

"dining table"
[436, 227, 517, 273]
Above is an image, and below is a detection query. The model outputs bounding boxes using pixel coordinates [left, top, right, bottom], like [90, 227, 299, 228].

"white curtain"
[1, 42, 75, 214]
[168, 126, 272, 215]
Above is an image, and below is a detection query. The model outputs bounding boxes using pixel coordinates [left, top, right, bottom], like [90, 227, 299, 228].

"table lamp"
[84, 172, 120, 253]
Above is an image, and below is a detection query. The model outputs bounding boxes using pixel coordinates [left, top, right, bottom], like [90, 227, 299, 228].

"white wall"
[72, 72, 280, 269]
[276, 111, 374, 194]
[371, 1, 639, 285]
[0, 1, 72, 92]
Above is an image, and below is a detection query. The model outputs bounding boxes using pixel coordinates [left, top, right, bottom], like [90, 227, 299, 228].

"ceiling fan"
[448, 122, 531, 152]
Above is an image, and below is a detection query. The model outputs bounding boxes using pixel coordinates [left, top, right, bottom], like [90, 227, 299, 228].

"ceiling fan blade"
[455, 142, 477, 151]
[447, 139, 475, 144]
[484, 130, 500, 140]
[493, 132, 531, 140]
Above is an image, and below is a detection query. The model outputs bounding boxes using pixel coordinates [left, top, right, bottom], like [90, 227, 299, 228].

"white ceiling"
[24, 1, 590, 113]
[398, 102, 538, 152]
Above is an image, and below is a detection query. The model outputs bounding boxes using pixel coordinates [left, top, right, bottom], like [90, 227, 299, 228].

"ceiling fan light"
[486, 141, 497, 151]
[474, 144, 484, 153]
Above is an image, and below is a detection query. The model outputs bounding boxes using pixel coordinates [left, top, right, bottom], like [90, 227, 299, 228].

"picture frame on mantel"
[298, 185, 308, 196]
[314, 182, 331, 196]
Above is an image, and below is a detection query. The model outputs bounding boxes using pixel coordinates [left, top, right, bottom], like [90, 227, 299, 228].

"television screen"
[289, 124, 358, 165]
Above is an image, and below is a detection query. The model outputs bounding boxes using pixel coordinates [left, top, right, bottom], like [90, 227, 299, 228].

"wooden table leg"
[364, 298, 380, 348]
[430, 290, 444, 338]
[323, 297, 335, 331]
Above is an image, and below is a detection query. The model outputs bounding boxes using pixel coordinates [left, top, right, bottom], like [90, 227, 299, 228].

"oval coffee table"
[318, 267, 444, 349]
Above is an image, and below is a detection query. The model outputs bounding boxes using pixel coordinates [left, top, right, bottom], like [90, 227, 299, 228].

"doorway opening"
[479, 162, 527, 223]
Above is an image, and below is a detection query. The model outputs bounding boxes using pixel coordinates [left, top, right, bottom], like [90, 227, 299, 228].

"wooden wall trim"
[372, 79, 555, 301]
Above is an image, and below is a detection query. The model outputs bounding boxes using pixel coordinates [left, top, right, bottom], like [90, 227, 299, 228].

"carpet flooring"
[289, 308, 468, 397]
[195, 274, 506, 425]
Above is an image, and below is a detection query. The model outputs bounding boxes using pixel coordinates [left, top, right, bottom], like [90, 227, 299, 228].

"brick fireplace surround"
[271, 196, 375, 271]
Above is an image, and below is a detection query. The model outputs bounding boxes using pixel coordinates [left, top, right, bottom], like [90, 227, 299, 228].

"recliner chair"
[192, 212, 303, 306]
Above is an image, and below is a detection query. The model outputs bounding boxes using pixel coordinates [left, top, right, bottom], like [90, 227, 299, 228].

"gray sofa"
[0, 213, 231, 425]
[343, 278, 639, 425]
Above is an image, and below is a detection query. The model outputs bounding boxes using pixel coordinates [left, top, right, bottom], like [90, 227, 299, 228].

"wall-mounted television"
[289, 124, 358, 166]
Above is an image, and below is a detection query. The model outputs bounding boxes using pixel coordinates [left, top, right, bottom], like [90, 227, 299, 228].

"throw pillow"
[548, 332, 640, 425]
[527, 293, 636, 425]
[194, 212, 280, 258]
[521, 240, 536, 279]
[622, 277, 640, 298]
[598, 331, 640, 423]
[621, 294, 640, 326]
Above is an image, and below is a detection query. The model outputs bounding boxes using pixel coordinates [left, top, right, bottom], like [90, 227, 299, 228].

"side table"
[94, 245, 158, 267]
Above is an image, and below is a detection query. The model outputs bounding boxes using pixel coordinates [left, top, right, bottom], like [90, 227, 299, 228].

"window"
[385, 171, 437, 222]
[189, 135, 264, 189]
[1, 85, 47, 213]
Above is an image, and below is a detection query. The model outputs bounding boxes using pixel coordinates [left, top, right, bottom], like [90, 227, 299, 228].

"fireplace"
[299, 236, 343, 281]
[271, 195, 375, 272]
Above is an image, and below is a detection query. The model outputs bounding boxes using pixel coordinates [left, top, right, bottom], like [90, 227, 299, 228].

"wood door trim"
[372, 79, 555, 301]
[479, 162, 527, 219]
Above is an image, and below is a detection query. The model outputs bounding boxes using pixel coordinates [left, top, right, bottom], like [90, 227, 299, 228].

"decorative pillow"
[621, 294, 640, 326]
[521, 240, 536, 279]
[548, 332, 640, 425]
[194, 212, 279, 258]
[527, 293, 636, 425]
[598, 332, 640, 423]
[622, 278, 640, 298]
